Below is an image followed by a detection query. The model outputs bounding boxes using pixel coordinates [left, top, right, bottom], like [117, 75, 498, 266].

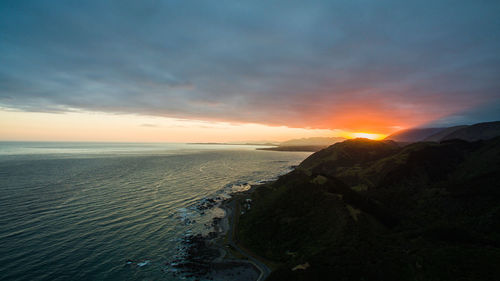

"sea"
[0, 142, 311, 281]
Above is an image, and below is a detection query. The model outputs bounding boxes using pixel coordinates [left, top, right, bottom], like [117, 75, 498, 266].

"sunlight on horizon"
[0, 109, 346, 143]
[342, 132, 388, 140]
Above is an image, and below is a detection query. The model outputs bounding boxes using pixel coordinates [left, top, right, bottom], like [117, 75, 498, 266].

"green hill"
[237, 137, 500, 281]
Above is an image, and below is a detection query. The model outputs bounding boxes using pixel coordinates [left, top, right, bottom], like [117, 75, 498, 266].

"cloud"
[1, 0, 499, 132]
[140, 123, 159, 128]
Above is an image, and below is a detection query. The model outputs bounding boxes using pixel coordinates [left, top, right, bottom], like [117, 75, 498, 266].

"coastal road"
[226, 199, 271, 281]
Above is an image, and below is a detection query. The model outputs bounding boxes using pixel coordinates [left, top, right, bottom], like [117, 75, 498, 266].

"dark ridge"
[237, 136, 500, 281]
[441, 121, 500, 142]
[385, 127, 445, 142]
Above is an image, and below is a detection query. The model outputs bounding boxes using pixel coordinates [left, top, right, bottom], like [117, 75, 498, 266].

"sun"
[344, 132, 387, 140]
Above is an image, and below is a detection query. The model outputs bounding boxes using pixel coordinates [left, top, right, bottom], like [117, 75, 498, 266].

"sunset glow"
[1, 1, 499, 142]
[342, 132, 388, 140]
[0, 109, 336, 142]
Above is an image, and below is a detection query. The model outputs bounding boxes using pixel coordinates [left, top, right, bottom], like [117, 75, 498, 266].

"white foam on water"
[137, 260, 150, 267]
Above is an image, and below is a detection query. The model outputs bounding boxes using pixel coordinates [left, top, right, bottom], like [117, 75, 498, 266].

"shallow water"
[0, 142, 310, 280]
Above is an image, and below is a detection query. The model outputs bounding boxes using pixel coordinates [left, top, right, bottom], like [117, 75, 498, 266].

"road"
[225, 199, 271, 281]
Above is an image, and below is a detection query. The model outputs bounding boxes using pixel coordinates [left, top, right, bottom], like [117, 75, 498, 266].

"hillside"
[237, 137, 500, 281]
[386, 121, 500, 143]
[385, 128, 445, 142]
[423, 125, 468, 142]
[441, 121, 500, 142]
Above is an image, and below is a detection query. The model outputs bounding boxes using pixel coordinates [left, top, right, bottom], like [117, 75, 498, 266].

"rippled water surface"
[0, 142, 310, 280]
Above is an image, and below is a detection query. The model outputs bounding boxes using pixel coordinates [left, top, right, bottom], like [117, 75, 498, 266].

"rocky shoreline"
[165, 189, 261, 281]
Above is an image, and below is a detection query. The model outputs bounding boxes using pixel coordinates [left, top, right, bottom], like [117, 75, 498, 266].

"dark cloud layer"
[1, 0, 499, 131]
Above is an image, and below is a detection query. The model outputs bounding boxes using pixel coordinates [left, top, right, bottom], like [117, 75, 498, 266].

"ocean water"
[0, 142, 310, 281]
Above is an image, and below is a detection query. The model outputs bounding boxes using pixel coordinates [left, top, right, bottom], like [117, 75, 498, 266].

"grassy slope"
[238, 138, 500, 281]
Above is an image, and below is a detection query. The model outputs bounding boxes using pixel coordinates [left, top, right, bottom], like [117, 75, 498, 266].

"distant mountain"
[229, 140, 280, 145]
[386, 121, 500, 143]
[385, 128, 445, 142]
[258, 137, 346, 152]
[423, 125, 468, 142]
[279, 137, 345, 147]
[441, 121, 500, 141]
[258, 145, 329, 152]
[238, 137, 500, 281]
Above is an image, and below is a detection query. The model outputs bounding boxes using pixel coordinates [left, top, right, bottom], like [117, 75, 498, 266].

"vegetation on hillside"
[238, 137, 500, 281]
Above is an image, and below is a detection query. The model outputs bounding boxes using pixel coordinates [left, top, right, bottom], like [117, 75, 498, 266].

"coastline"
[168, 184, 273, 280]
[217, 187, 272, 281]
[164, 161, 302, 280]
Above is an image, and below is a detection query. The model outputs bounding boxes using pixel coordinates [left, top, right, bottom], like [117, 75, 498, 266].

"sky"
[1, 0, 499, 142]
